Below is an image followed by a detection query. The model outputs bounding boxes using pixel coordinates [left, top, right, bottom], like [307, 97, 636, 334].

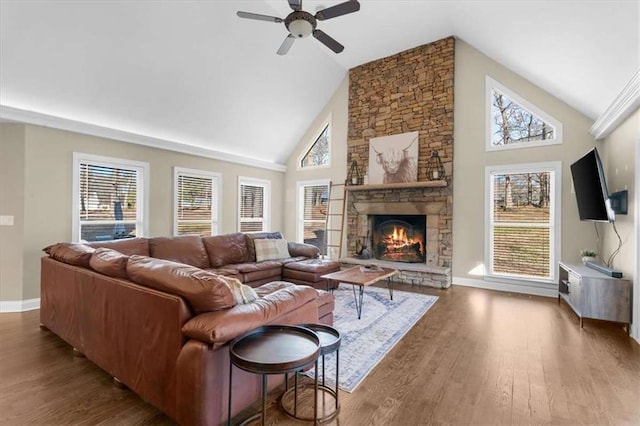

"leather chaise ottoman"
[283, 259, 341, 291]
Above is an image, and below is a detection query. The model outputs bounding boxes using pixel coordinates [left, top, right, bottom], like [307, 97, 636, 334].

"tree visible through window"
[300, 183, 329, 255]
[300, 124, 329, 168]
[487, 77, 562, 150]
[73, 154, 148, 242]
[487, 163, 560, 281]
[174, 168, 219, 236]
[239, 178, 270, 233]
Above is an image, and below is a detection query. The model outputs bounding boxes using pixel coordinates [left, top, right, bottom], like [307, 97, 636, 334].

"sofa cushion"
[222, 261, 283, 285]
[126, 255, 235, 314]
[44, 243, 95, 268]
[181, 281, 318, 345]
[287, 242, 320, 258]
[148, 235, 210, 269]
[254, 238, 290, 262]
[89, 248, 129, 279]
[245, 231, 283, 261]
[202, 233, 250, 267]
[87, 237, 150, 256]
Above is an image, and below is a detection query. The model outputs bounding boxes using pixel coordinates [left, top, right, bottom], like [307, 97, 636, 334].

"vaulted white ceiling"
[1, 1, 638, 168]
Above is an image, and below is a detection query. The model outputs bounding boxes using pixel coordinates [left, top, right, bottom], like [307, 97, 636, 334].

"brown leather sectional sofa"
[40, 232, 339, 425]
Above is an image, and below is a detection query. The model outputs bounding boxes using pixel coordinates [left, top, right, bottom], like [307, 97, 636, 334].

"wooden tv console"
[558, 261, 632, 332]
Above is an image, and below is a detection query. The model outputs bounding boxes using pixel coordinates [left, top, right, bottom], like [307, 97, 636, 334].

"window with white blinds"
[297, 181, 329, 255]
[72, 153, 148, 242]
[486, 162, 561, 282]
[238, 177, 270, 233]
[174, 168, 220, 236]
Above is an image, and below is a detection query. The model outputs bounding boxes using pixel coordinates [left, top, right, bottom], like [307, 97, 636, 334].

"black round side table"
[281, 323, 341, 422]
[228, 325, 320, 426]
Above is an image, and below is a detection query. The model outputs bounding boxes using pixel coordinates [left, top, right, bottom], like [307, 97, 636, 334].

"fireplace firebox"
[370, 214, 426, 263]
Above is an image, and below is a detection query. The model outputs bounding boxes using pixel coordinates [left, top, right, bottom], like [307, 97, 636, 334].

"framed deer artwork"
[368, 131, 419, 184]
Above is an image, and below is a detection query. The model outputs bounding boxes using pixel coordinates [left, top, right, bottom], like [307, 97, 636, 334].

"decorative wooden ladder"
[322, 181, 347, 260]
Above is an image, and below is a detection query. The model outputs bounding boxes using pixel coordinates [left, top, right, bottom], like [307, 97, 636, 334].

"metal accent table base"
[281, 323, 341, 423]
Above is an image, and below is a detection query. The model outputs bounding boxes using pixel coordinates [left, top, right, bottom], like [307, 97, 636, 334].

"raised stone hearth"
[340, 257, 451, 289]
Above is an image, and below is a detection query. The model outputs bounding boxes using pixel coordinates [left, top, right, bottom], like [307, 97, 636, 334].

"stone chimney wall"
[347, 36, 455, 269]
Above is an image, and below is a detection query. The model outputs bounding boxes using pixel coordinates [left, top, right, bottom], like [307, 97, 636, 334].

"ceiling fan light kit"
[237, 0, 360, 55]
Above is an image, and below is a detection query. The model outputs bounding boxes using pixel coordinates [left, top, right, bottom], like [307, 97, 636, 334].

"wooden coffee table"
[321, 266, 398, 319]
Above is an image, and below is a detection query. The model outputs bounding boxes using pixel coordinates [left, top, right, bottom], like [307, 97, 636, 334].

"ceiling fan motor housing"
[285, 11, 317, 38]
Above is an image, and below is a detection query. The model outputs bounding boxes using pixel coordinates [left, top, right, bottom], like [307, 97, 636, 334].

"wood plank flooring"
[1, 284, 639, 425]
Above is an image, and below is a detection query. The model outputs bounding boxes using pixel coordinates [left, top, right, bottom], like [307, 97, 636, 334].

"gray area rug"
[308, 284, 438, 393]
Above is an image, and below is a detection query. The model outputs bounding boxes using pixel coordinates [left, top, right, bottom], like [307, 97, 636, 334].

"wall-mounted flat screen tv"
[570, 147, 614, 222]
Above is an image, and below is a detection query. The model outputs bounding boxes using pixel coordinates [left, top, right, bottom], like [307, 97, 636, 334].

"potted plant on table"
[580, 249, 597, 265]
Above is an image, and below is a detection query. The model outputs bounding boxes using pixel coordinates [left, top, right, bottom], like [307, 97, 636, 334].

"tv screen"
[570, 147, 614, 222]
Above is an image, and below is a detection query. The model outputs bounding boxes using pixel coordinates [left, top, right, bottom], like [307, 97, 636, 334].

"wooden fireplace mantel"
[346, 180, 447, 191]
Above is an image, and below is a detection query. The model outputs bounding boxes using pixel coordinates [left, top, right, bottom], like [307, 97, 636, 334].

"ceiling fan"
[237, 0, 361, 55]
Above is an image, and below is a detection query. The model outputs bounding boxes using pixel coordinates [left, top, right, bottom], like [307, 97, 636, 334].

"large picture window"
[238, 177, 270, 233]
[72, 153, 148, 242]
[486, 162, 561, 282]
[297, 180, 329, 255]
[174, 167, 221, 236]
[486, 76, 563, 151]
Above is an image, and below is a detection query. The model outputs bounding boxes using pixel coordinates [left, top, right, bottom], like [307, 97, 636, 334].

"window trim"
[484, 161, 562, 284]
[296, 179, 330, 246]
[297, 114, 331, 170]
[72, 152, 149, 243]
[485, 76, 563, 152]
[173, 167, 222, 236]
[238, 176, 271, 233]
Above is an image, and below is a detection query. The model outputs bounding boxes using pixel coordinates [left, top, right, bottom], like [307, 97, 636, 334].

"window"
[72, 153, 149, 242]
[486, 76, 562, 151]
[174, 167, 221, 236]
[485, 162, 561, 282]
[297, 180, 329, 255]
[238, 177, 270, 233]
[299, 121, 330, 169]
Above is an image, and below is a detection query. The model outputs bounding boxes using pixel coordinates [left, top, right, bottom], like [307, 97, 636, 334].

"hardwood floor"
[1, 284, 639, 425]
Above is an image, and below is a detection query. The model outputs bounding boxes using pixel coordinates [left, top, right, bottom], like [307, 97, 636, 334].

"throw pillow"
[44, 243, 95, 268]
[89, 248, 129, 279]
[218, 275, 258, 304]
[254, 238, 290, 262]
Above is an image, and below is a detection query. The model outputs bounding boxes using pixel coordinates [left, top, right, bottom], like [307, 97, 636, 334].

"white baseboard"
[0, 298, 41, 313]
[453, 276, 557, 298]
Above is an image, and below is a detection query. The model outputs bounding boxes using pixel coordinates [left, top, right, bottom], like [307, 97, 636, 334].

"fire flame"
[383, 226, 421, 249]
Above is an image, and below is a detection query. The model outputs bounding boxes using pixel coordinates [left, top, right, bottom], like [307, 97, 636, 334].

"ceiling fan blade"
[236, 11, 283, 23]
[277, 34, 296, 55]
[312, 29, 344, 53]
[315, 0, 360, 21]
[288, 0, 302, 11]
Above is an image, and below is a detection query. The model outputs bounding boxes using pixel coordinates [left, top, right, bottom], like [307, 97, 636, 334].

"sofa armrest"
[287, 241, 320, 258]
[181, 282, 318, 346]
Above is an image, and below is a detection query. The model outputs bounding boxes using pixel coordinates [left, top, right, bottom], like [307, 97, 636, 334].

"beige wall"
[0, 124, 26, 301]
[601, 109, 638, 338]
[452, 40, 600, 284]
[2, 123, 284, 302]
[283, 76, 349, 256]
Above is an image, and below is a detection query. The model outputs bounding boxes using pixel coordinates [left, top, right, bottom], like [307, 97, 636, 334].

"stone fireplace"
[344, 37, 455, 288]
